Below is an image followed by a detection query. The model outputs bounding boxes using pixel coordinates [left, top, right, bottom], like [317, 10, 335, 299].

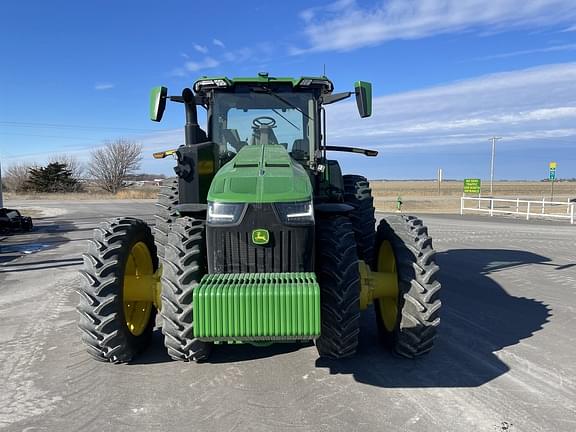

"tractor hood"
[207, 144, 312, 203]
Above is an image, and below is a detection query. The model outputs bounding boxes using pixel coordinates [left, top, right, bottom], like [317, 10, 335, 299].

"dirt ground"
[2, 202, 576, 431]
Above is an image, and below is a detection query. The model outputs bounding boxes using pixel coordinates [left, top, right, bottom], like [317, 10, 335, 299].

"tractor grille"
[207, 204, 314, 274]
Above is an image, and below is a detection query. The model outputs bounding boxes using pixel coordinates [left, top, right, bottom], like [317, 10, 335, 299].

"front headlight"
[207, 202, 245, 225]
[275, 201, 314, 225]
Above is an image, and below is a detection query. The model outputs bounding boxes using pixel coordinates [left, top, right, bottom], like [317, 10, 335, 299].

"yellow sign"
[549, 162, 557, 169]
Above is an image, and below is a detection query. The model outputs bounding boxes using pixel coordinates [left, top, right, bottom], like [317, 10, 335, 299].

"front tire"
[375, 215, 441, 358]
[160, 217, 212, 361]
[78, 217, 158, 363]
[315, 215, 361, 358]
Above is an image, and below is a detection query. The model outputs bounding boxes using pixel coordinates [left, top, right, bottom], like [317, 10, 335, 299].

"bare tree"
[4, 162, 36, 192]
[49, 154, 84, 180]
[87, 139, 143, 194]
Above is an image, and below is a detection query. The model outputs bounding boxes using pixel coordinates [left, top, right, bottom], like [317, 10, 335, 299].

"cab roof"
[192, 73, 334, 95]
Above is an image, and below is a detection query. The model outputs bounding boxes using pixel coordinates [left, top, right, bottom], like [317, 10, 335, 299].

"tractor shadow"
[316, 248, 554, 388]
[0, 222, 73, 266]
[0, 216, 102, 268]
[135, 328, 310, 365]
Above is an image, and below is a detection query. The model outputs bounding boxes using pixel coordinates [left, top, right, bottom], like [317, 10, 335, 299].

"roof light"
[193, 78, 230, 92]
[296, 78, 333, 91]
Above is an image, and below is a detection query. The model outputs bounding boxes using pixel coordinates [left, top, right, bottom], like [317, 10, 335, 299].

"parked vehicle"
[0, 208, 33, 233]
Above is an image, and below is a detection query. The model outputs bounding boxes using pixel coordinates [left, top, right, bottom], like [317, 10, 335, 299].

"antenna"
[323, 64, 326, 76]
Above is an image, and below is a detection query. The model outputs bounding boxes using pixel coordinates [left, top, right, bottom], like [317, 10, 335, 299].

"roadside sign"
[464, 178, 481, 194]
[549, 162, 558, 200]
[549, 162, 557, 181]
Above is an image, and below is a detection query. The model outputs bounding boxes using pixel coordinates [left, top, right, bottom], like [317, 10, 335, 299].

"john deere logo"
[252, 229, 269, 245]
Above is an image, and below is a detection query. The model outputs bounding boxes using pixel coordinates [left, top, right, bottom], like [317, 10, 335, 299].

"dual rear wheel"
[314, 211, 441, 359]
[78, 218, 158, 363]
[78, 216, 210, 363]
[321, 175, 441, 358]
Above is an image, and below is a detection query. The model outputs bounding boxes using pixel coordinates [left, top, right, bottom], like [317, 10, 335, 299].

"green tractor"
[78, 73, 441, 363]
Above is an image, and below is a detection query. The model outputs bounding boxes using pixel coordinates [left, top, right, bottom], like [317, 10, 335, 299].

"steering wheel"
[252, 116, 276, 128]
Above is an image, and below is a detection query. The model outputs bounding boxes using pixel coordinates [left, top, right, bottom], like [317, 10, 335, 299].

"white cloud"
[171, 47, 256, 77]
[295, 0, 576, 53]
[130, 63, 576, 175]
[193, 44, 208, 54]
[8, 63, 576, 178]
[185, 57, 220, 72]
[170, 67, 187, 77]
[94, 83, 115, 91]
[470, 43, 576, 61]
[213, 39, 225, 48]
[222, 47, 253, 63]
[325, 63, 576, 153]
[562, 24, 576, 32]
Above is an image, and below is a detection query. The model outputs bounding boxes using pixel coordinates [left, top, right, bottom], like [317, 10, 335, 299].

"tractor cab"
[150, 74, 374, 207]
[203, 78, 322, 166]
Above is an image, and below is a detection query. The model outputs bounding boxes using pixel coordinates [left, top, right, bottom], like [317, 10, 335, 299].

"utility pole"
[489, 136, 502, 195]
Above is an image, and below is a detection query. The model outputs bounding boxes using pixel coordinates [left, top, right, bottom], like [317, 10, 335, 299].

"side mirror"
[150, 86, 168, 122]
[354, 81, 372, 118]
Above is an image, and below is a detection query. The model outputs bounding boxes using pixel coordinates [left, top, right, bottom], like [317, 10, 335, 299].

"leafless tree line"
[87, 139, 142, 194]
[2, 138, 143, 194]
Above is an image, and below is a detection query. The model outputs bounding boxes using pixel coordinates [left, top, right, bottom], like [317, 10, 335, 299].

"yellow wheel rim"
[376, 240, 399, 332]
[123, 241, 154, 336]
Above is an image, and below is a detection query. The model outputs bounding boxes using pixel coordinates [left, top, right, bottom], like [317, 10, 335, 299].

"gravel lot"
[1, 200, 575, 432]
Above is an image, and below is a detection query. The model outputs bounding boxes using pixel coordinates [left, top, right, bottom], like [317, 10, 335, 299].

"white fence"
[460, 197, 575, 224]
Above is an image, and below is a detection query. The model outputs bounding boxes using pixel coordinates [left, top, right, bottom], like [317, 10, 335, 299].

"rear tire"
[78, 217, 158, 363]
[315, 215, 361, 358]
[375, 215, 441, 358]
[154, 178, 179, 259]
[160, 217, 212, 361]
[343, 175, 376, 267]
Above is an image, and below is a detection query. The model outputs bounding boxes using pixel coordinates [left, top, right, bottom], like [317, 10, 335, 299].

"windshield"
[210, 90, 316, 161]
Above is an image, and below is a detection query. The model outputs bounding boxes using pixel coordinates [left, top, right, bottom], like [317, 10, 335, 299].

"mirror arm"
[321, 92, 352, 105]
[169, 95, 204, 105]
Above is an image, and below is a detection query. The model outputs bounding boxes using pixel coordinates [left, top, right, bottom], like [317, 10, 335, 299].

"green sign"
[252, 229, 270, 245]
[463, 178, 481, 194]
[549, 168, 556, 181]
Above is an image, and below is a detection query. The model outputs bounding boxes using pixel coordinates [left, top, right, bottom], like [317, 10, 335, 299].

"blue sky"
[1, 0, 575, 180]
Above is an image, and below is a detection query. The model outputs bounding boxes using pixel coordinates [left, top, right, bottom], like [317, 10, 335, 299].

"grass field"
[371, 181, 575, 213]
[4, 181, 575, 214]
[3, 187, 158, 201]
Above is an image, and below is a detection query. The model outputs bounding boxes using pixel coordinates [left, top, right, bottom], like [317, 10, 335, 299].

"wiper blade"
[272, 108, 300, 130]
[252, 87, 312, 121]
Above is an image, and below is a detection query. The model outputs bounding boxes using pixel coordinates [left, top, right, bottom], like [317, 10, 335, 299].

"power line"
[0, 131, 102, 141]
[0, 120, 156, 133]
